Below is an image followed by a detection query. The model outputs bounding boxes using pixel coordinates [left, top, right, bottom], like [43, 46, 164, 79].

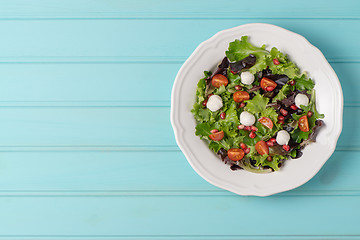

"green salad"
[191, 36, 324, 173]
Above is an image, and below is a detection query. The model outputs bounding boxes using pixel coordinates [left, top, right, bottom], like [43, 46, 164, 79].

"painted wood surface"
[0, 0, 358, 238]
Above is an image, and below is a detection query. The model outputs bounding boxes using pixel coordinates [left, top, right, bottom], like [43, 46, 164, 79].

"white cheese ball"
[206, 95, 223, 112]
[240, 71, 255, 85]
[276, 130, 290, 145]
[295, 93, 309, 108]
[240, 111, 256, 126]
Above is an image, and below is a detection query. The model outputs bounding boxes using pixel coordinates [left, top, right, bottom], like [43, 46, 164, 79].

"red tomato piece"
[255, 140, 269, 155]
[258, 117, 273, 129]
[227, 148, 245, 161]
[298, 115, 309, 132]
[233, 91, 250, 103]
[211, 74, 228, 88]
[209, 130, 224, 141]
[260, 77, 277, 90]
[265, 86, 275, 92]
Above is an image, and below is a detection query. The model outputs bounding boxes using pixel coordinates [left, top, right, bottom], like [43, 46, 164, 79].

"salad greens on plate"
[191, 36, 324, 173]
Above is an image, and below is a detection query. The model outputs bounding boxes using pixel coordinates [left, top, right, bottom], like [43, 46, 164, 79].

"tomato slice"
[209, 130, 224, 141]
[233, 91, 250, 103]
[260, 77, 277, 90]
[298, 115, 309, 132]
[255, 140, 269, 155]
[211, 74, 228, 88]
[227, 148, 245, 161]
[258, 117, 273, 129]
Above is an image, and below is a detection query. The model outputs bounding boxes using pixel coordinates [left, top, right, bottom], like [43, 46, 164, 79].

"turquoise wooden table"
[0, 0, 359, 238]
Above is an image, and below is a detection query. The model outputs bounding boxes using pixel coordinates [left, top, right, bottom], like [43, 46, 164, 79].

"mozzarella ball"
[206, 95, 223, 112]
[240, 111, 256, 126]
[240, 71, 255, 85]
[276, 130, 290, 145]
[295, 93, 309, 108]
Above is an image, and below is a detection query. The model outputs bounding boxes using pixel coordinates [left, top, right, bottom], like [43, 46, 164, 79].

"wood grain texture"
[0, 0, 357, 238]
[0, 20, 357, 60]
[0, 151, 356, 195]
[0, 0, 357, 19]
[0, 196, 359, 236]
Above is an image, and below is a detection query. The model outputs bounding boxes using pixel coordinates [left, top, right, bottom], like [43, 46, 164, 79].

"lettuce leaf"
[195, 122, 213, 137]
[221, 101, 239, 124]
[266, 47, 300, 79]
[226, 36, 269, 62]
[261, 155, 286, 171]
[291, 128, 311, 143]
[191, 71, 212, 122]
[244, 94, 269, 116]
[294, 74, 315, 91]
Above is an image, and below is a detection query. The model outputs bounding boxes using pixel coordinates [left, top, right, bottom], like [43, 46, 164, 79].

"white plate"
[170, 23, 343, 196]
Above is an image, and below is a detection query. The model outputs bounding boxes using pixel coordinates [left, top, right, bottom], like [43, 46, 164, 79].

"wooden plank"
[0, 151, 357, 195]
[0, 0, 357, 19]
[0, 63, 179, 106]
[0, 107, 175, 146]
[0, 20, 356, 61]
[0, 106, 353, 148]
[0, 62, 355, 106]
[0, 195, 358, 236]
